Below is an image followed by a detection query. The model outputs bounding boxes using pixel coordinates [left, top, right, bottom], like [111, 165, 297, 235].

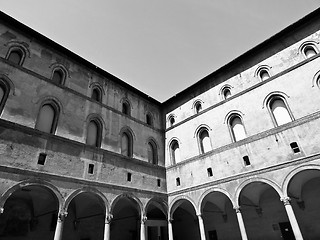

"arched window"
[198, 128, 211, 154]
[7, 48, 24, 65]
[148, 141, 158, 164]
[121, 131, 133, 157]
[229, 115, 246, 142]
[91, 87, 102, 103]
[122, 101, 130, 116]
[146, 113, 153, 126]
[259, 69, 270, 81]
[193, 101, 202, 114]
[304, 46, 317, 58]
[221, 87, 231, 100]
[0, 79, 10, 114]
[170, 140, 181, 164]
[51, 69, 64, 85]
[35, 103, 59, 134]
[86, 120, 101, 147]
[269, 97, 292, 126]
[168, 115, 175, 127]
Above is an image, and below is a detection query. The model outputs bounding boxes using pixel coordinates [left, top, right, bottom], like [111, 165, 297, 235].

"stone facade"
[1, 7, 320, 240]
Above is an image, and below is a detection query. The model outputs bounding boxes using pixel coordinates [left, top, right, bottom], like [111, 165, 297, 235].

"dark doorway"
[279, 222, 295, 240]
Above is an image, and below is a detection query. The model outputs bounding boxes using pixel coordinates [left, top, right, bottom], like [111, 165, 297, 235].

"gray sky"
[1, 1, 319, 102]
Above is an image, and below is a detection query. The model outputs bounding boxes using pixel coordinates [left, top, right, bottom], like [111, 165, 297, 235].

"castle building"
[0, 7, 320, 240]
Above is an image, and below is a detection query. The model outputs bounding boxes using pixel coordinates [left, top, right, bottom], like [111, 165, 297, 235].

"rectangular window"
[290, 142, 300, 153]
[176, 177, 180, 186]
[127, 172, 132, 182]
[88, 164, 94, 174]
[207, 168, 213, 177]
[243, 156, 251, 166]
[157, 179, 161, 187]
[37, 153, 47, 165]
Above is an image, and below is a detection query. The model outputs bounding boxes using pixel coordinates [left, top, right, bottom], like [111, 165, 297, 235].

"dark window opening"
[207, 168, 213, 177]
[127, 172, 132, 182]
[223, 88, 231, 99]
[243, 156, 251, 166]
[91, 88, 101, 102]
[169, 117, 175, 126]
[37, 153, 47, 165]
[304, 46, 317, 58]
[290, 142, 300, 153]
[88, 164, 94, 174]
[8, 50, 23, 65]
[122, 102, 130, 115]
[176, 177, 180, 186]
[195, 102, 202, 114]
[157, 179, 161, 187]
[146, 114, 153, 126]
[52, 70, 63, 85]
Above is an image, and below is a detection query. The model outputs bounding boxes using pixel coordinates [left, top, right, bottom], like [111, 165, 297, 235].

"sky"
[0, 1, 319, 102]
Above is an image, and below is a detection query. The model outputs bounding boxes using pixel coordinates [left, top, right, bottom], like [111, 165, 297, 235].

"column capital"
[0, 207, 4, 214]
[196, 213, 203, 218]
[281, 197, 291, 206]
[58, 211, 68, 221]
[106, 214, 113, 224]
[141, 216, 147, 224]
[233, 206, 241, 213]
[168, 218, 174, 223]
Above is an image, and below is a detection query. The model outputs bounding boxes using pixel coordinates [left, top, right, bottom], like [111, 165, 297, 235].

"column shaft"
[168, 220, 173, 240]
[282, 198, 303, 240]
[53, 213, 66, 240]
[235, 208, 248, 240]
[197, 214, 206, 240]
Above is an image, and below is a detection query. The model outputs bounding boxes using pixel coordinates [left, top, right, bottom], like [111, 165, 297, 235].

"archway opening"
[0, 185, 59, 240]
[287, 169, 320, 239]
[146, 200, 168, 240]
[239, 182, 292, 240]
[111, 196, 141, 240]
[63, 192, 105, 240]
[171, 200, 199, 240]
[201, 191, 241, 240]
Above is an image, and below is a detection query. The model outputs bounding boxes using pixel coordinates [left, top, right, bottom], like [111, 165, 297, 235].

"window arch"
[122, 100, 131, 116]
[170, 140, 181, 165]
[91, 87, 102, 103]
[147, 140, 158, 165]
[220, 85, 232, 100]
[51, 68, 65, 85]
[268, 96, 293, 126]
[86, 119, 102, 147]
[228, 115, 246, 142]
[6, 47, 25, 65]
[168, 115, 175, 127]
[0, 78, 10, 114]
[146, 113, 153, 126]
[121, 130, 133, 157]
[198, 128, 211, 154]
[300, 42, 319, 59]
[193, 100, 202, 114]
[35, 101, 60, 134]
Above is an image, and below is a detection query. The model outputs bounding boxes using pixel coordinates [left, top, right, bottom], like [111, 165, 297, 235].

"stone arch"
[235, 177, 283, 207]
[0, 179, 64, 212]
[110, 193, 143, 217]
[262, 91, 290, 109]
[282, 164, 320, 197]
[144, 197, 168, 218]
[64, 187, 109, 214]
[169, 195, 198, 217]
[0, 73, 16, 96]
[197, 187, 235, 213]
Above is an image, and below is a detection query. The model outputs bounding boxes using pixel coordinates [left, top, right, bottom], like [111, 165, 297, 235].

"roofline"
[0, 10, 161, 106]
[162, 7, 320, 106]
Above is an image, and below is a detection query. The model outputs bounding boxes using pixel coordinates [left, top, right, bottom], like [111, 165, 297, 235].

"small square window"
[207, 168, 213, 177]
[176, 177, 180, 186]
[157, 179, 161, 187]
[290, 142, 300, 153]
[88, 164, 94, 174]
[38, 153, 47, 165]
[243, 156, 251, 166]
[127, 172, 132, 182]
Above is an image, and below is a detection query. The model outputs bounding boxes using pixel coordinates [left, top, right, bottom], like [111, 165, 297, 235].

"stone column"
[281, 197, 304, 240]
[103, 214, 113, 240]
[168, 218, 174, 240]
[234, 207, 248, 240]
[54, 211, 67, 240]
[140, 216, 147, 240]
[197, 214, 207, 240]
